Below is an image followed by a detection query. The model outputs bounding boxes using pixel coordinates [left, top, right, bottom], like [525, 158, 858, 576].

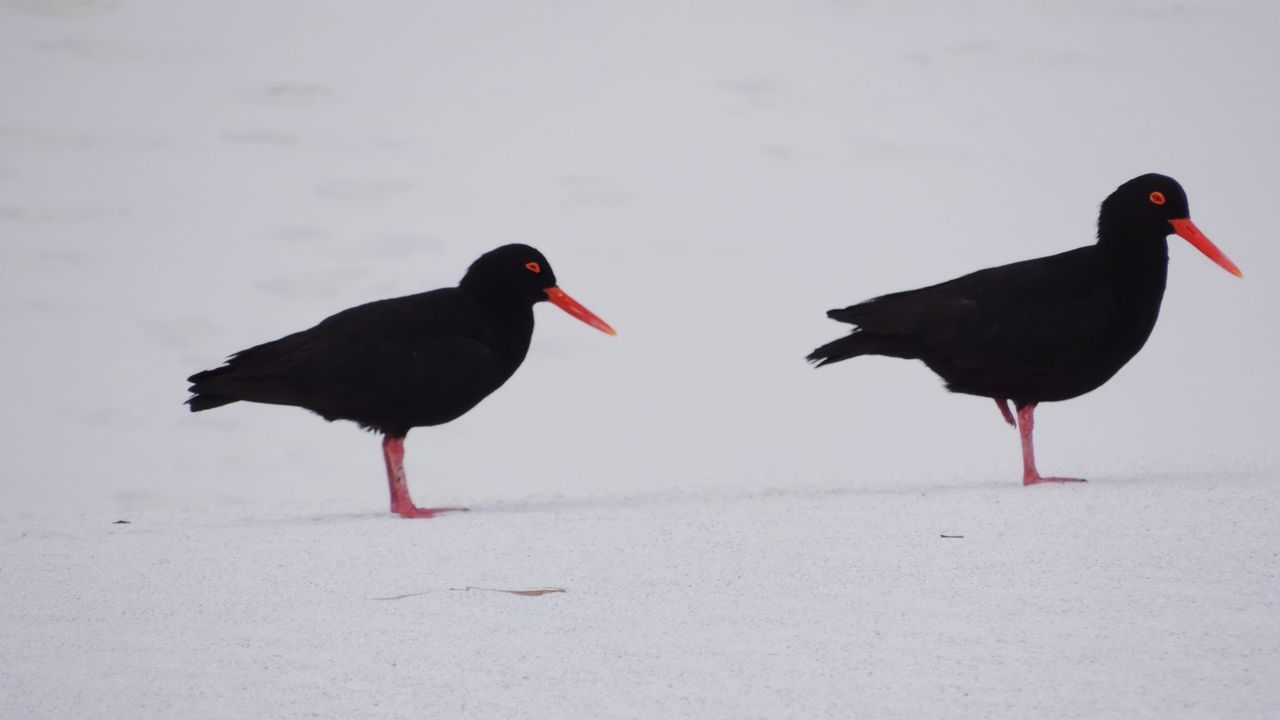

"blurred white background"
[2, 0, 1277, 514]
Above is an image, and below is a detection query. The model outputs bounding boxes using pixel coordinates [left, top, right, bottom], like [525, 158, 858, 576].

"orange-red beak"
[544, 287, 617, 335]
[1170, 218, 1242, 278]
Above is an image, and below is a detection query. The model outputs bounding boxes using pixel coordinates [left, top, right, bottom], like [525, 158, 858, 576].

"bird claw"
[393, 506, 470, 519]
[1023, 475, 1087, 486]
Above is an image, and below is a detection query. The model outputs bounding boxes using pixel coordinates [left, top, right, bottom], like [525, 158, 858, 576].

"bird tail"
[807, 294, 923, 367]
[185, 331, 315, 412]
[806, 331, 913, 367]
[186, 366, 243, 412]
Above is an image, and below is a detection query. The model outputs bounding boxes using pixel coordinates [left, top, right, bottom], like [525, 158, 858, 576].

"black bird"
[808, 174, 1241, 484]
[187, 244, 615, 517]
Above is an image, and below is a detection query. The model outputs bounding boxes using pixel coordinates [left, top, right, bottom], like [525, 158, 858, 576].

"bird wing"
[316, 325, 500, 414]
[194, 290, 505, 421]
[831, 248, 1117, 371]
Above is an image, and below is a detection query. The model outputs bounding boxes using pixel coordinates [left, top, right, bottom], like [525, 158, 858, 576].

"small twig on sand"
[371, 590, 441, 601]
[372, 586, 567, 601]
[451, 586, 567, 597]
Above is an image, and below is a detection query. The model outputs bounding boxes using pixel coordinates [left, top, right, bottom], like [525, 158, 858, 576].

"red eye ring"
[525, 261, 541, 273]
[1149, 191, 1166, 205]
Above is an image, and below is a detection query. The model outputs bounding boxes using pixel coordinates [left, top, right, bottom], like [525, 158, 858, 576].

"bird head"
[1100, 174, 1242, 278]
[461, 244, 616, 335]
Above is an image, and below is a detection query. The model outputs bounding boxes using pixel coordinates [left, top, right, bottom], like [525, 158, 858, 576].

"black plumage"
[808, 174, 1241, 484]
[188, 244, 615, 517]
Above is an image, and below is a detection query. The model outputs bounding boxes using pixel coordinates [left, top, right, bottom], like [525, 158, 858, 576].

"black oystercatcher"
[187, 244, 615, 517]
[808, 174, 1241, 485]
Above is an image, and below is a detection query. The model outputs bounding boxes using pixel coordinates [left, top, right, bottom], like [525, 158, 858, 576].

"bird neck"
[1097, 226, 1169, 309]
[1097, 213, 1169, 265]
[462, 284, 537, 353]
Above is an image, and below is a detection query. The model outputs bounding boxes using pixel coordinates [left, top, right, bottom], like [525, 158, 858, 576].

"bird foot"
[393, 505, 470, 519]
[994, 398, 1016, 428]
[1023, 475, 1087, 486]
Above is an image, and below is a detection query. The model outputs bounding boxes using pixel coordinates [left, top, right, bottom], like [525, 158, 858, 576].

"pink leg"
[994, 398, 1015, 427]
[381, 435, 469, 519]
[1016, 404, 1086, 485]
